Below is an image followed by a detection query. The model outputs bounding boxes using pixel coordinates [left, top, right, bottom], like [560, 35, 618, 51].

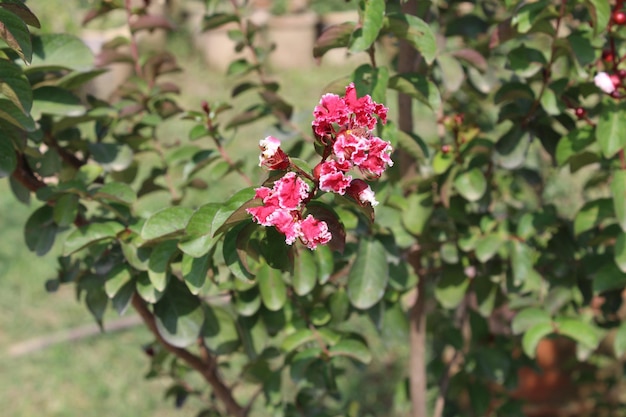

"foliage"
[4, 0, 626, 416]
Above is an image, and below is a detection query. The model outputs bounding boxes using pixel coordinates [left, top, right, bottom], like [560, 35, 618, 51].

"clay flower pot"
[266, 11, 318, 69]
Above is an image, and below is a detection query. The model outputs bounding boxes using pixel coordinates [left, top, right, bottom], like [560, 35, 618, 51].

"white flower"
[594, 72, 616, 94]
[258, 136, 281, 166]
[358, 185, 379, 207]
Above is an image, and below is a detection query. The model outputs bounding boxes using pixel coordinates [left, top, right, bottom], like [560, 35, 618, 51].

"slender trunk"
[408, 246, 427, 417]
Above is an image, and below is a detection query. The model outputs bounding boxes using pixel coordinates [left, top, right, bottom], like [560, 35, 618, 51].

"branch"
[407, 243, 428, 417]
[12, 154, 46, 192]
[131, 293, 246, 417]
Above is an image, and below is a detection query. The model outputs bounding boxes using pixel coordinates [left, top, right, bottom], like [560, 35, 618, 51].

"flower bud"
[595, 72, 617, 94]
[346, 179, 378, 207]
[259, 136, 290, 170]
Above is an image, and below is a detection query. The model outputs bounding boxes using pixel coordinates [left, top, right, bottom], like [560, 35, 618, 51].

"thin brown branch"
[44, 131, 84, 169]
[131, 293, 246, 417]
[12, 154, 46, 192]
[407, 243, 427, 417]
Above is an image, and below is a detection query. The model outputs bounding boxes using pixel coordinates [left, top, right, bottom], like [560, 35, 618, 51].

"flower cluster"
[246, 172, 331, 249]
[312, 83, 392, 205]
[247, 84, 391, 249]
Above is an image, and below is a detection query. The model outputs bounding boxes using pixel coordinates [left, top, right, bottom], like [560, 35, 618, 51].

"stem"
[131, 293, 246, 417]
[12, 154, 46, 192]
[408, 244, 428, 417]
[124, 0, 143, 78]
[205, 114, 253, 186]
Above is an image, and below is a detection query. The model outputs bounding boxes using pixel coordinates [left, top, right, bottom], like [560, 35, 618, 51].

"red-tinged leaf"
[451, 48, 488, 72]
[0, 8, 31, 63]
[129, 14, 175, 33]
[95, 49, 134, 67]
[490, 18, 516, 49]
[304, 202, 346, 253]
[0, 0, 40, 28]
[82, 4, 119, 26]
[314, 22, 356, 59]
[157, 82, 180, 94]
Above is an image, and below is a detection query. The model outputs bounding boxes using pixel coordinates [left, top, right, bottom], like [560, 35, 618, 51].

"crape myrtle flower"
[248, 84, 391, 250]
[258, 136, 290, 170]
[594, 71, 617, 94]
[246, 172, 330, 248]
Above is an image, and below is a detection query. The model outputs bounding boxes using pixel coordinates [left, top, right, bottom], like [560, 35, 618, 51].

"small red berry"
[602, 50, 614, 62]
[613, 10, 626, 25]
[574, 107, 586, 119]
[441, 145, 451, 154]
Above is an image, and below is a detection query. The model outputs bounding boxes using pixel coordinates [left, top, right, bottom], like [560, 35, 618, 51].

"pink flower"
[259, 136, 290, 170]
[300, 215, 332, 249]
[333, 131, 369, 164]
[355, 137, 393, 177]
[312, 93, 350, 137]
[316, 160, 352, 195]
[268, 210, 301, 244]
[275, 172, 309, 210]
[346, 179, 378, 207]
[344, 83, 388, 130]
[595, 72, 617, 94]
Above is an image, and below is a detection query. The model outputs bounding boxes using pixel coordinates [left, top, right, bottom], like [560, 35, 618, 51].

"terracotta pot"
[266, 12, 318, 69]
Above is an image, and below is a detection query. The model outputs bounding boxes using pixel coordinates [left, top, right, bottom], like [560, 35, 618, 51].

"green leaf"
[555, 126, 594, 166]
[179, 203, 221, 257]
[63, 221, 124, 255]
[282, 329, 316, 352]
[136, 272, 164, 304]
[141, 207, 194, 241]
[347, 237, 389, 309]
[436, 54, 464, 93]
[202, 304, 240, 355]
[511, 307, 551, 335]
[495, 127, 530, 169]
[154, 280, 204, 348]
[556, 318, 600, 350]
[148, 240, 178, 292]
[615, 233, 626, 273]
[614, 321, 626, 357]
[202, 12, 239, 30]
[211, 187, 256, 237]
[104, 264, 132, 298]
[612, 171, 626, 232]
[313, 22, 355, 58]
[91, 182, 136, 205]
[349, 0, 385, 53]
[111, 280, 134, 315]
[596, 100, 626, 159]
[388, 73, 440, 111]
[475, 234, 501, 262]
[257, 262, 286, 311]
[53, 193, 78, 227]
[24, 205, 58, 256]
[587, 0, 610, 36]
[315, 244, 334, 284]
[31, 86, 85, 119]
[181, 252, 210, 295]
[574, 198, 614, 235]
[235, 288, 262, 317]
[402, 191, 433, 236]
[0, 59, 32, 113]
[293, 248, 317, 296]
[0, 7, 31, 62]
[329, 339, 372, 364]
[510, 241, 541, 290]
[522, 322, 553, 358]
[593, 262, 626, 293]
[0, 134, 16, 177]
[454, 168, 487, 202]
[223, 221, 255, 282]
[121, 242, 150, 271]
[85, 287, 108, 329]
[28, 34, 94, 72]
[0, 98, 35, 131]
[435, 264, 469, 309]
[384, 13, 436, 64]
[87, 143, 133, 172]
